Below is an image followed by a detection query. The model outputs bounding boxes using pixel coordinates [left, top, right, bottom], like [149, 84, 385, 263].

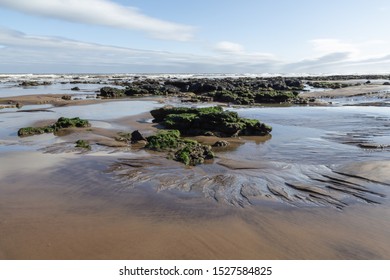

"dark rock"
[204, 131, 215, 136]
[71, 87, 80, 91]
[150, 106, 272, 137]
[61, 95, 72, 100]
[212, 140, 230, 147]
[20, 81, 39, 87]
[131, 130, 147, 143]
[18, 117, 90, 137]
[75, 139, 91, 150]
[145, 130, 214, 165]
[98, 87, 124, 98]
[175, 142, 214, 165]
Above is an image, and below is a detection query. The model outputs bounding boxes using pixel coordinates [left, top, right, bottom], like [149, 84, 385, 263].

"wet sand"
[300, 84, 390, 98]
[0, 151, 389, 259]
[0, 93, 166, 107]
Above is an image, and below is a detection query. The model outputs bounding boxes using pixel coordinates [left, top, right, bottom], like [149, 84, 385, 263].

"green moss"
[75, 139, 91, 150]
[163, 113, 198, 129]
[54, 117, 90, 129]
[175, 148, 191, 165]
[145, 130, 181, 151]
[18, 117, 90, 137]
[17, 126, 54, 136]
[144, 129, 214, 165]
[150, 106, 271, 137]
[307, 81, 349, 89]
[150, 106, 223, 122]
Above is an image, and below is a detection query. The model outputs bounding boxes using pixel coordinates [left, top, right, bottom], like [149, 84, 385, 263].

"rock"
[204, 131, 215, 136]
[151, 106, 272, 137]
[98, 87, 124, 98]
[62, 95, 72, 100]
[75, 139, 91, 150]
[175, 143, 214, 165]
[19, 81, 51, 87]
[212, 140, 230, 147]
[131, 130, 147, 143]
[71, 87, 80, 91]
[19, 81, 39, 87]
[18, 117, 90, 137]
[145, 130, 214, 165]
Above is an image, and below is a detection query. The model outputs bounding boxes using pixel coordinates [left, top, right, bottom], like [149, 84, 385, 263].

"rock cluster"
[18, 117, 90, 137]
[150, 106, 272, 137]
[97, 77, 307, 105]
[145, 130, 214, 166]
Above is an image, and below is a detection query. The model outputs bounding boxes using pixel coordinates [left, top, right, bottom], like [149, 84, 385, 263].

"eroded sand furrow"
[109, 156, 389, 209]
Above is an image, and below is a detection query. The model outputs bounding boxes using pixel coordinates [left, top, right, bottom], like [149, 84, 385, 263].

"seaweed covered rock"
[18, 117, 90, 137]
[175, 142, 214, 165]
[150, 106, 271, 137]
[145, 130, 214, 165]
[98, 87, 125, 98]
[75, 139, 91, 150]
[145, 130, 182, 151]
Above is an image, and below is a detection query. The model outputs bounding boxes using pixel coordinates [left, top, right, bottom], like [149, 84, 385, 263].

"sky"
[0, 0, 390, 74]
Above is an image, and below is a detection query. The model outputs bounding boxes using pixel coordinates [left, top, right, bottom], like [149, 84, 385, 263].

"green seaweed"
[150, 106, 271, 137]
[145, 130, 214, 165]
[18, 117, 90, 137]
[75, 139, 91, 150]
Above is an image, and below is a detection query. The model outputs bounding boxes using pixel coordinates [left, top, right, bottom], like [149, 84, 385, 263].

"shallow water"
[0, 83, 105, 98]
[231, 106, 390, 164]
[0, 100, 162, 141]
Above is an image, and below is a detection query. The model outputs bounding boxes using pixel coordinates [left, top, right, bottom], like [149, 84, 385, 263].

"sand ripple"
[109, 156, 388, 209]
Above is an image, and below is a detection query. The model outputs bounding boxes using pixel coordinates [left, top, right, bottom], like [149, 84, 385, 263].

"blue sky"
[0, 0, 390, 74]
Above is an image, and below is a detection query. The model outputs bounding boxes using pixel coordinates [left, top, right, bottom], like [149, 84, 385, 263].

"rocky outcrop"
[18, 117, 90, 137]
[97, 77, 307, 104]
[145, 130, 214, 165]
[150, 106, 272, 137]
[98, 87, 125, 98]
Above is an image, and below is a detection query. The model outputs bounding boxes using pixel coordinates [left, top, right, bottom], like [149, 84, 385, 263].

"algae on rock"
[145, 130, 214, 166]
[150, 106, 271, 137]
[18, 117, 90, 137]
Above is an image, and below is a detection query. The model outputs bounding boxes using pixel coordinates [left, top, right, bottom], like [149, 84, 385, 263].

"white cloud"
[214, 41, 276, 64]
[0, 0, 195, 41]
[310, 39, 359, 57]
[1, 28, 390, 74]
[215, 41, 245, 53]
